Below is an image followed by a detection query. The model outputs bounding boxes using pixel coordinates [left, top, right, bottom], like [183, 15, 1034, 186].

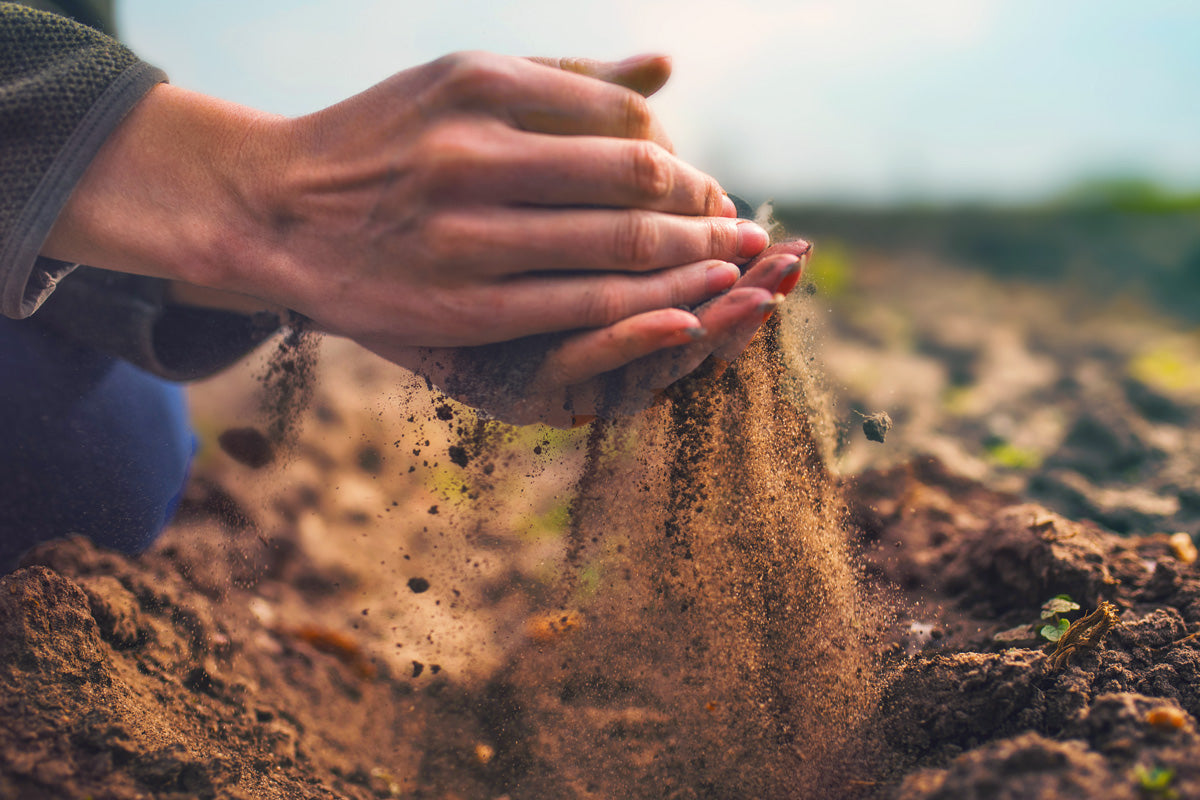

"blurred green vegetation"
[1129, 342, 1200, 398]
[803, 240, 853, 298]
[1052, 176, 1200, 214]
[774, 176, 1200, 321]
[983, 438, 1044, 471]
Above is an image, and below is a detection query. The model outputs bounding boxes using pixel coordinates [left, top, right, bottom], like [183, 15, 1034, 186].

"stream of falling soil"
[446, 311, 887, 798]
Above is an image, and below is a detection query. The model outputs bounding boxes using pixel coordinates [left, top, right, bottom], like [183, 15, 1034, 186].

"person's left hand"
[372, 240, 810, 426]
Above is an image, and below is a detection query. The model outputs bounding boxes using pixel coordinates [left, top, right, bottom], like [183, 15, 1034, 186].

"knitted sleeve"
[0, 2, 280, 379]
[0, 2, 163, 319]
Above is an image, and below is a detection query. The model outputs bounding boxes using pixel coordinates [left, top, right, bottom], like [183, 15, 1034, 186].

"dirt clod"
[217, 427, 274, 469]
[862, 411, 893, 443]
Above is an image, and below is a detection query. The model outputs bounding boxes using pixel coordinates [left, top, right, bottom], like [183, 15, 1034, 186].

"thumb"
[528, 55, 675, 150]
[528, 54, 673, 98]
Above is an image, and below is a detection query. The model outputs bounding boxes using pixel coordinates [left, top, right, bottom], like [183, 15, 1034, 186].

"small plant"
[1133, 764, 1179, 799]
[1039, 595, 1081, 642]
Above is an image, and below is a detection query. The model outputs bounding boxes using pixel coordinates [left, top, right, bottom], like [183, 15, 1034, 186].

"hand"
[43, 52, 768, 351]
[377, 240, 812, 427]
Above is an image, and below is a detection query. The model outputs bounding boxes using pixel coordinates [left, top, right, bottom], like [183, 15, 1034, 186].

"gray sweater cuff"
[0, 59, 165, 319]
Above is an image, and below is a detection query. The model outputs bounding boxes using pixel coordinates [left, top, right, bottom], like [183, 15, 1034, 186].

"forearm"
[41, 83, 284, 296]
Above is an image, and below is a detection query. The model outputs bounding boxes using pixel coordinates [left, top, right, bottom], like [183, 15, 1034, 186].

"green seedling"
[1039, 595, 1080, 642]
[1133, 764, 1178, 799]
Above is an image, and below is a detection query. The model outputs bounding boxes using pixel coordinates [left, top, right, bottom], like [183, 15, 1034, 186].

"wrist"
[41, 84, 288, 299]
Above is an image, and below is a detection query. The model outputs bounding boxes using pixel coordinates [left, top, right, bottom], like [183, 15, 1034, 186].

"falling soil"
[258, 320, 319, 448]
[478, 315, 885, 797]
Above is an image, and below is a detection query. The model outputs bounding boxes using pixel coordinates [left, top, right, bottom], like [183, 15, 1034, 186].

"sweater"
[0, 1, 278, 379]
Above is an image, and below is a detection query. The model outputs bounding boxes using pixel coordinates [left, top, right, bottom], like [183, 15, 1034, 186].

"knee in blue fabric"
[0, 317, 195, 570]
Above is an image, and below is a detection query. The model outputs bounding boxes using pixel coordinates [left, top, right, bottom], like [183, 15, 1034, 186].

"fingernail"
[706, 261, 740, 294]
[720, 194, 737, 218]
[777, 257, 804, 296]
[571, 415, 598, 428]
[663, 326, 706, 347]
[757, 292, 786, 322]
[736, 221, 770, 259]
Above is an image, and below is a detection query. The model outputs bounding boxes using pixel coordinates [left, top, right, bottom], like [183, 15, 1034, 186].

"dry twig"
[1048, 601, 1120, 670]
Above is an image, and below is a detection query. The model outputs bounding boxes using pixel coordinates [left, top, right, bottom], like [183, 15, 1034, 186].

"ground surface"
[2, 236, 1200, 799]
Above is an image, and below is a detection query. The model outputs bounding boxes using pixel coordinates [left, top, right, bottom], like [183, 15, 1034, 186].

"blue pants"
[0, 317, 194, 571]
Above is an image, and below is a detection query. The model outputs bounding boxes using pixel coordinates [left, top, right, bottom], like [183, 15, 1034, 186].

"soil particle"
[217, 426, 275, 469]
[407, 577, 430, 594]
[863, 411, 894, 443]
[845, 457, 1200, 796]
[447, 444, 469, 468]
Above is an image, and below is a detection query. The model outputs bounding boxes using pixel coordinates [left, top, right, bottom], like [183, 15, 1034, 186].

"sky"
[118, 0, 1200, 204]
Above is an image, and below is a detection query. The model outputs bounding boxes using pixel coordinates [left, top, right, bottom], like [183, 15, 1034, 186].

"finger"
[448, 56, 674, 149]
[734, 252, 803, 294]
[711, 292, 785, 361]
[528, 54, 673, 98]
[427, 129, 726, 216]
[464, 259, 740, 342]
[564, 287, 775, 421]
[434, 208, 769, 277]
[530, 307, 702, 392]
[645, 287, 774, 386]
[738, 239, 814, 292]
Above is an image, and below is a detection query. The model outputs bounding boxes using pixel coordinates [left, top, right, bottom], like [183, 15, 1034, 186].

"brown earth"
[2, 250, 1200, 799]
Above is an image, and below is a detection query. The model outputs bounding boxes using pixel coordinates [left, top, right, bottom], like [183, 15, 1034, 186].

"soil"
[3, 241, 1200, 798]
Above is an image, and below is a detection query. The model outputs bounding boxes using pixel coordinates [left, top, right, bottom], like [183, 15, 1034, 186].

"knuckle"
[663, 266, 692, 306]
[581, 283, 629, 326]
[437, 51, 517, 107]
[612, 211, 660, 268]
[629, 140, 672, 200]
[708, 217, 736, 256]
[553, 57, 585, 73]
[702, 179, 725, 216]
[416, 212, 465, 267]
[414, 122, 481, 189]
[620, 91, 653, 138]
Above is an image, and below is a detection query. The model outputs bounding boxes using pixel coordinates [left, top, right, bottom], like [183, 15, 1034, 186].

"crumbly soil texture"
[3, 252, 1200, 799]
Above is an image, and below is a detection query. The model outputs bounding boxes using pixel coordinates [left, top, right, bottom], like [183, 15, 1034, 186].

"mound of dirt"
[849, 457, 1200, 798]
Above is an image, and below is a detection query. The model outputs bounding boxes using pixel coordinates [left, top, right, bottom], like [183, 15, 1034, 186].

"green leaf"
[1040, 623, 1065, 642]
[1041, 597, 1081, 618]
[1134, 764, 1175, 790]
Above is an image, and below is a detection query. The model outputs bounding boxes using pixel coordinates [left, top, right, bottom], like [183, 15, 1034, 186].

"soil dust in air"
[440, 309, 888, 797]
